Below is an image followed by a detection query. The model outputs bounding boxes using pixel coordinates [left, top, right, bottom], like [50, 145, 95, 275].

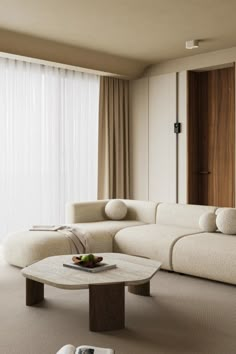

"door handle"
[199, 171, 211, 174]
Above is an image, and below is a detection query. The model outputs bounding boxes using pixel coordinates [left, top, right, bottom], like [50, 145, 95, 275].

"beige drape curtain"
[98, 77, 130, 199]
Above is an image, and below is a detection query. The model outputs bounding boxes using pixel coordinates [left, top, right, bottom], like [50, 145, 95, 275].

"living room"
[1, 1, 236, 354]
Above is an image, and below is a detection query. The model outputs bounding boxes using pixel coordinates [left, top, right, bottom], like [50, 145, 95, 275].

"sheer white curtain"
[0, 58, 99, 239]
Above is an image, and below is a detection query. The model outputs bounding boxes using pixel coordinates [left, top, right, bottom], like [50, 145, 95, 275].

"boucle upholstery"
[172, 232, 236, 285]
[105, 199, 128, 220]
[3, 231, 72, 268]
[66, 199, 158, 224]
[71, 220, 144, 253]
[199, 212, 217, 232]
[114, 224, 200, 270]
[3, 220, 144, 268]
[156, 203, 217, 229]
[216, 209, 236, 234]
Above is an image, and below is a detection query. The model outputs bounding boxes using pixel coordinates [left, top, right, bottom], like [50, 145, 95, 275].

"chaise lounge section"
[3, 199, 236, 285]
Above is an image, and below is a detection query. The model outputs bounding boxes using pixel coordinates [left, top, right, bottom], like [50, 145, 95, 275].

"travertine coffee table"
[21, 253, 161, 332]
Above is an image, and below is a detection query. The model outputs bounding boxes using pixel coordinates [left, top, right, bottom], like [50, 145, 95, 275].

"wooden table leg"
[26, 278, 44, 306]
[128, 281, 150, 296]
[89, 283, 125, 331]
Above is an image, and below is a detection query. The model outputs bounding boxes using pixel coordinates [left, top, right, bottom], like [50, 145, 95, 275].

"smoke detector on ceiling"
[185, 40, 199, 49]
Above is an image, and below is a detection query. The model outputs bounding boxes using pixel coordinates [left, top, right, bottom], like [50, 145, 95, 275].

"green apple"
[81, 254, 95, 263]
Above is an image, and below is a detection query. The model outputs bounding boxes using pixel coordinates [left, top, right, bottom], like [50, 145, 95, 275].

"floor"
[0, 249, 236, 354]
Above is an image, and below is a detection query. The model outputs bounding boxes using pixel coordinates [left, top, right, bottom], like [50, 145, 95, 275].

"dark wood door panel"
[188, 66, 235, 207]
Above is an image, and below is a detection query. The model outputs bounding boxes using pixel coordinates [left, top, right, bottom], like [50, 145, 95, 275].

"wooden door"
[188, 67, 235, 207]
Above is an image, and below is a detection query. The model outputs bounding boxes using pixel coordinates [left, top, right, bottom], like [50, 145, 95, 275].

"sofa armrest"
[66, 200, 108, 223]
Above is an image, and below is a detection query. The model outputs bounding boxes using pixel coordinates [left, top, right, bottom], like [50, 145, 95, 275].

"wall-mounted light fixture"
[185, 40, 199, 49]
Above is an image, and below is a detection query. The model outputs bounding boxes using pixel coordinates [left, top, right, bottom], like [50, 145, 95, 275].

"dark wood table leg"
[128, 281, 150, 296]
[89, 282, 125, 331]
[26, 278, 44, 306]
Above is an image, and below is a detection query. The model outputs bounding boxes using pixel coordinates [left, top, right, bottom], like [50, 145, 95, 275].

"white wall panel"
[178, 71, 188, 203]
[129, 78, 149, 200]
[149, 73, 177, 202]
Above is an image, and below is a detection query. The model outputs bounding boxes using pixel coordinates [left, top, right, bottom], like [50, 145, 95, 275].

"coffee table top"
[21, 253, 161, 290]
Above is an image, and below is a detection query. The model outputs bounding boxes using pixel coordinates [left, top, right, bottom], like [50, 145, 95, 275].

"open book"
[76, 346, 114, 354]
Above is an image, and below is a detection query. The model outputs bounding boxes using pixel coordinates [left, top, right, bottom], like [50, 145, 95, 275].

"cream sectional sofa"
[3, 199, 236, 285]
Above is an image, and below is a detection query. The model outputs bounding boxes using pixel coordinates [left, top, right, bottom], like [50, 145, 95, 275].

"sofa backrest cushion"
[156, 203, 217, 229]
[66, 200, 108, 223]
[66, 199, 158, 224]
[122, 199, 158, 224]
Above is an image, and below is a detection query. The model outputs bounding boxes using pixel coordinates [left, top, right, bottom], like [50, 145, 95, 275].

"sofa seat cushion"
[71, 220, 145, 253]
[113, 224, 200, 270]
[3, 231, 72, 268]
[172, 233, 236, 285]
[4, 220, 144, 268]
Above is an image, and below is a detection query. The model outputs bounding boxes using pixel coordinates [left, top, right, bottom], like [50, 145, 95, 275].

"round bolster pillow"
[216, 209, 236, 235]
[199, 212, 217, 232]
[105, 200, 128, 220]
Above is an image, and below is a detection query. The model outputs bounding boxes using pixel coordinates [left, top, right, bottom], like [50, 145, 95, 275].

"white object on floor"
[57, 344, 114, 354]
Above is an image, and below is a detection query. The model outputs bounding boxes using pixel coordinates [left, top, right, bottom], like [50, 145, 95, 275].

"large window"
[0, 58, 99, 239]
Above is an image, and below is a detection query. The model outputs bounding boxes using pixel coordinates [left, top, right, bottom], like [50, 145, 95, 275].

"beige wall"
[131, 46, 236, 204]
[144, 46, 236, 77]
[0, 28, 146, 78]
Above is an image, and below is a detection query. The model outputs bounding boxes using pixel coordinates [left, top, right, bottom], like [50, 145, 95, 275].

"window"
[0, 58, 99, 239]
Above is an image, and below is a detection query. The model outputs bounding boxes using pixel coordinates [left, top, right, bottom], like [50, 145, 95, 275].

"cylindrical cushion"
[199, 212, 217, 232]
[3, 231, 72, 268]
[105, 200, 128, 220]
[216, 209, 236, 234]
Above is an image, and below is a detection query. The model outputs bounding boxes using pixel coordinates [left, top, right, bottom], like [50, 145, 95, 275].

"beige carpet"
[0, 252, 236, 354]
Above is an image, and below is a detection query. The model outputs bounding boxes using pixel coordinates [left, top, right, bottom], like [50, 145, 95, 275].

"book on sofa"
[29, 225, 64, 231]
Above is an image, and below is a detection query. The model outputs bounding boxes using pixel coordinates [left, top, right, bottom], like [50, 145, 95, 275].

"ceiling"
[0, 0, 236, 69]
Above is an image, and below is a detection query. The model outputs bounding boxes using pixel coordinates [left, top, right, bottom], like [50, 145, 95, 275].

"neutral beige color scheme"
[145, 47, 236, 77]
[0, 29, 145, 78]
[173, 232, 236, 284]
[1, 253, 236, 354]
[66, 199, 157, 224]
[123, 199, 158, 224]
[105, 200, 127, 220]
[129, 78, 149, 200]
[199, 212, 217, 232]
[4, 200, 236, 284]
[3, 230, 72, 268]
[114, 224, 200, 270]
[129, 72, 188, 203]
[66, 200, 108, 224]
[3, 220, 144, 267]
[216, 209, 236, 234]
[22, 253, 161, 289]
[177, 71, 188, 203]
[2, 1, 236, 66]
[149, 73, 177, 202]
[98, 77, 129, 199]
[156, 203, 217, 229]
[70, 220, 144, 253]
